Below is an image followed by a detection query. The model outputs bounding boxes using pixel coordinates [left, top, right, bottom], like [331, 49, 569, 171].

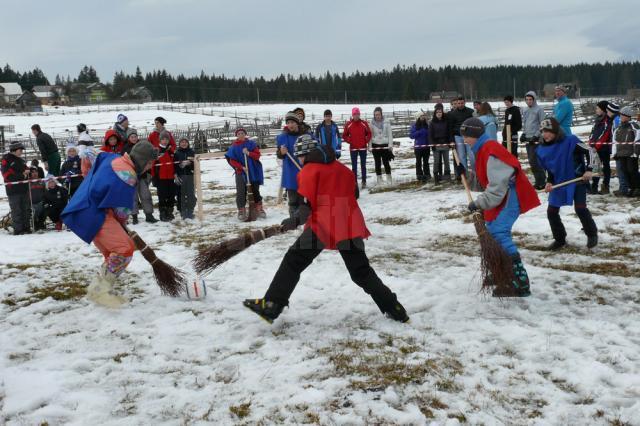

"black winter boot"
[243, 298, 285, 324]
[547, 207, 567, 250]
[385, 301, 410, 323]
[576, 207, 598, 249]
[145, 213, 159, 223]
[132, 214, 139, 225]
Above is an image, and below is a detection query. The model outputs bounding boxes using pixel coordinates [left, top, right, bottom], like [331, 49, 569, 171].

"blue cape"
[276, 131, 304, 190]
[224, 140, 264, 185]
[536, 134, 579, 207]
[61, 153, 136, 243]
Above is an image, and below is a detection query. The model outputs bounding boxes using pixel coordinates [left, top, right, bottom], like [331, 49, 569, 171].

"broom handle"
[285, 152, 302, 171]
[546, 174, 600, 191]
[452, 147, 474, 204]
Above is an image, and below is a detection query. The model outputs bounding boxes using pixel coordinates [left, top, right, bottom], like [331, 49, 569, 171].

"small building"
[69, 82, 108, 104]
[430, 91, 460, 101]
[32, 85, 67, 105]
[543, 82, 580, 99]
[15, 90, 42, 111]
[0, 82, 23, 103]
[120, 86, 153, 102]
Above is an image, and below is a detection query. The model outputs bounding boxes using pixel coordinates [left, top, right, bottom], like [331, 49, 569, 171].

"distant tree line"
[2, 62, 640, 103]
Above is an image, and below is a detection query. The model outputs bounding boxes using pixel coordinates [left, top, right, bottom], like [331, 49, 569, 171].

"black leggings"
[415, 147, 431, 178]
[619, 156, 640, 191]
[372, 144, 392, 175]
[264, 228, 400, 313]
[156, 179, 176, 211]
[547, 183, 597, 241]
[592, 149, 611, 187]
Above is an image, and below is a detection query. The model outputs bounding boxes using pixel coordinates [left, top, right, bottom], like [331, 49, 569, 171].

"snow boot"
[145, 213, 158, 223]
[547, 240, 566, 251]
[576, 207, 598, 249]
[256, 202, 266, 219]
[132, 214, 139, 225]
[55, 221, 63, 231]
[243, 298, 284, 324]
[361, 179, 367, 189]
[237, 208, 248, 222]
[589, 182, 599, 195]
[87, 266, 126, 308]
[386, 174, 393, 185]
[492, 254, 530, 297]
[385, 301, 410, 323]
[600, 183, 610, 195]
[159, 208, 168, 222]
[377, 175, 384, 185]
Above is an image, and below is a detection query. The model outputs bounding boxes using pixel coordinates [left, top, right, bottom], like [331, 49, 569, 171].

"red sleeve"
[228, 158, 244, 172]
[343, 122, 351, 143]
[248, 146, 261, 161]
[363, 122, 372, 143]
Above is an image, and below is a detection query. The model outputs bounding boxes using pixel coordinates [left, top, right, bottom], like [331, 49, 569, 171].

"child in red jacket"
[244, 138, 408, 324]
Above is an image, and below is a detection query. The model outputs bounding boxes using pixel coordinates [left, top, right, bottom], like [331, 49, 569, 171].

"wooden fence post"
[195, 154, 204, 221]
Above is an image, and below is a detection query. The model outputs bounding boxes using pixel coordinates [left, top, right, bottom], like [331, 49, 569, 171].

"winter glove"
[468, 201, 479, 212]
[174, 175, 182, 186]
[455, 164, 466, 177]
[280, 217, 298, 231]
[519, 133, 526, 143]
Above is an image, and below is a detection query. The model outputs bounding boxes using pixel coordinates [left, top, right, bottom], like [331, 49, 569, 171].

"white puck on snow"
[186, 276, 207, 300]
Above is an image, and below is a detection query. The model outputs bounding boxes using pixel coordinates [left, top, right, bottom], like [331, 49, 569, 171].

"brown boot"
[600, 184, 610, 195]
[256, 202, 266, 219]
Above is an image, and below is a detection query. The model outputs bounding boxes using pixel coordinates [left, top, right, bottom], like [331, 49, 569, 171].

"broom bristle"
[193, 225, 283, 275]
[130, 232, 186, 297]
[472, 213, 516, 295]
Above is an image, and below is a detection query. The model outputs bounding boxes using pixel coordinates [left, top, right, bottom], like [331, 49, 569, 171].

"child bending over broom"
[243, 135, 409, 323]
[460, 118, 540, 297]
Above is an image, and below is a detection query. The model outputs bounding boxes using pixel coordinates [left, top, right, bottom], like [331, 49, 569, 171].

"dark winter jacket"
[36, 132, 59, 160]
[113, 123, 128, 142]
[447, 107, 474, 140]
[613, 120, 640, 158]
[1, 153, 28, 196]
[502, 105, 522, 139]
[410, 121, 429, 147]
[588, 114, 612, 153]
[44, 185, 68, 212]
[429, 116, 450, 148]
[30, 179, 46, 204]
[60, 155, 84, 191]
[174, 147, 196, 176]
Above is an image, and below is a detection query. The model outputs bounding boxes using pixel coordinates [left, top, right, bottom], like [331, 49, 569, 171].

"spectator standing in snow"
[314, 109, 342, 158]
[429, 104, 451, 183]
[553, 86, 574, 135]
[343, 107, 372, 188]
[612, 106, 640, 198]
[473, 100, 482, 117]
[113, 114, 129, 141]
[410, 111, 431, 182]
[606, 102, 627, 197]
[175, 137, 197, 220]
[148, 117, 177, 221]
[31, 124, 61, 176]
[2, 141, 31, 235]
[502, 95, 522, 157]
[521, 91, 546, 189]
[60, 145, 83, 199]
[478, 102, 499, 140]
[121, 129, 158, 224]
[369, 107, 394, 184]
[76, 123, 96, 177]
[29, 167, 46, 231]
[447, 97, 475, 181]
[587, 100, 613, 195]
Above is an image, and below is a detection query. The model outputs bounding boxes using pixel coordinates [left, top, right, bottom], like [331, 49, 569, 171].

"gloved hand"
[468, 201, 479, 212]
[530, 136, 539, 143]
[280, 217, 298, 231]
[519, 133, 526, 143]
[455, 164, 466, 177]
[174, 175, 182, 186]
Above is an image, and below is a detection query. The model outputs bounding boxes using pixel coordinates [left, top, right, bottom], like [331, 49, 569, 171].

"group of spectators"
[2, 114, 198, 235]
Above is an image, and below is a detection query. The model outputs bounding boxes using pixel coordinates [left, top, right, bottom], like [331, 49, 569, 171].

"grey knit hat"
[126, 128, 138, 140]
[620, 106, 635, 117]
[460, 118, 485, 138]
[284, 111, 301, 125]
[9, 141, 25, 152]
[129, 140, 158, 174]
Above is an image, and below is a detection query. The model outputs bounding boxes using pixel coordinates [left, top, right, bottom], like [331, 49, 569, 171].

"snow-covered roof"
[0, 82, 23, 96]
[34, 91, 53, 98]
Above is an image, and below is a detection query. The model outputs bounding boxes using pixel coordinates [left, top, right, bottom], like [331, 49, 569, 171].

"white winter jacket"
[369, 117, 393, 148]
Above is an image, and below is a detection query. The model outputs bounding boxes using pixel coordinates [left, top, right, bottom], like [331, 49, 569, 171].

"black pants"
[8, 192, 30, 233]
[591, 149, 611, 188]
[264, 228, 400, 313]
[525, 141, 546, 187]
[502, 135, 518, 157]
[415, 147, 431, 179]
[547, 183, 597, 242]
[235, 174, 262, 208]
[156, 179, 176, 212]
[47, 206, 64, 223]
[287, 189, 302, 220]
[618, 156, 640, 191]
[372, 144, 392, 176]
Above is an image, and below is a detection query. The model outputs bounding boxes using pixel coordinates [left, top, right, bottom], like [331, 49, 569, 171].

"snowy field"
[1, 108, 639, 425]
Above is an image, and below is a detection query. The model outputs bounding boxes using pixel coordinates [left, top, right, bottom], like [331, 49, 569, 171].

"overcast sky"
[2, 0, 638, 82]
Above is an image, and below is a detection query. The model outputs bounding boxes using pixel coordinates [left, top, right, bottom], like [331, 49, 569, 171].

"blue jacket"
[61, 153, 136, 243]
[410, 123, 429, 147]
[315, 122, 342, 157]
[225, 140, 264, 185]
[276, 130, 305, 190]
[536, 133, 582, 207]
[553, 96, 574, 135]
[479, 115, 499, 140]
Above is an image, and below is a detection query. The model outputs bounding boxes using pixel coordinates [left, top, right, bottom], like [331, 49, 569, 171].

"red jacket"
[148, 129, 176, 179]
[475, 139, 540, 221]
[343, 119, 372, 150]
[101, 129, 124, 154]
[297, 160, 370, 249]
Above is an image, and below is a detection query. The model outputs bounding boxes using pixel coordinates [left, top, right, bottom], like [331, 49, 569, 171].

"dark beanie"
[129, 140, 158, 175]
[460, 118, 485, 138]
[596, 100, 609, 113]
[155, 116, 167, 125]
[607, 102, 620, 114]
[434, 103, 444, 112]
[324, 109, 332, 116]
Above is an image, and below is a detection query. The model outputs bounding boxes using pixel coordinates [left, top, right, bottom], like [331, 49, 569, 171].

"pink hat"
[352, 107, 361, 116]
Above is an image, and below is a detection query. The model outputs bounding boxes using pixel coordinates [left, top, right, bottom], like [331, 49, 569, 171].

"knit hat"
[294, 134, 318, 157]
[415, 110, 427, 120]
[235, 127, 247, 136]
[596, 100, 609, 113]
[434, 103, 444, 112]
[620, 106, 635, 117]
[293, 107, 305, 120]
[77, 123, 87, 133]
[129, 140, 158, 175]
[554, 85, 567, 93]
[352, 107, 361, 116]
[459, 118, 485, 138]
[540, 117, 560, 134]
[126, 128, 138, 140]
[607, 102, 620, 114]
[323, 109, 332, 116]
[284, 111, 301, 125]
[117, 114, 128, 124]
[9, 141, 25, 152]
[178, 137, 190, 146]
[45, 174, 60, 187]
